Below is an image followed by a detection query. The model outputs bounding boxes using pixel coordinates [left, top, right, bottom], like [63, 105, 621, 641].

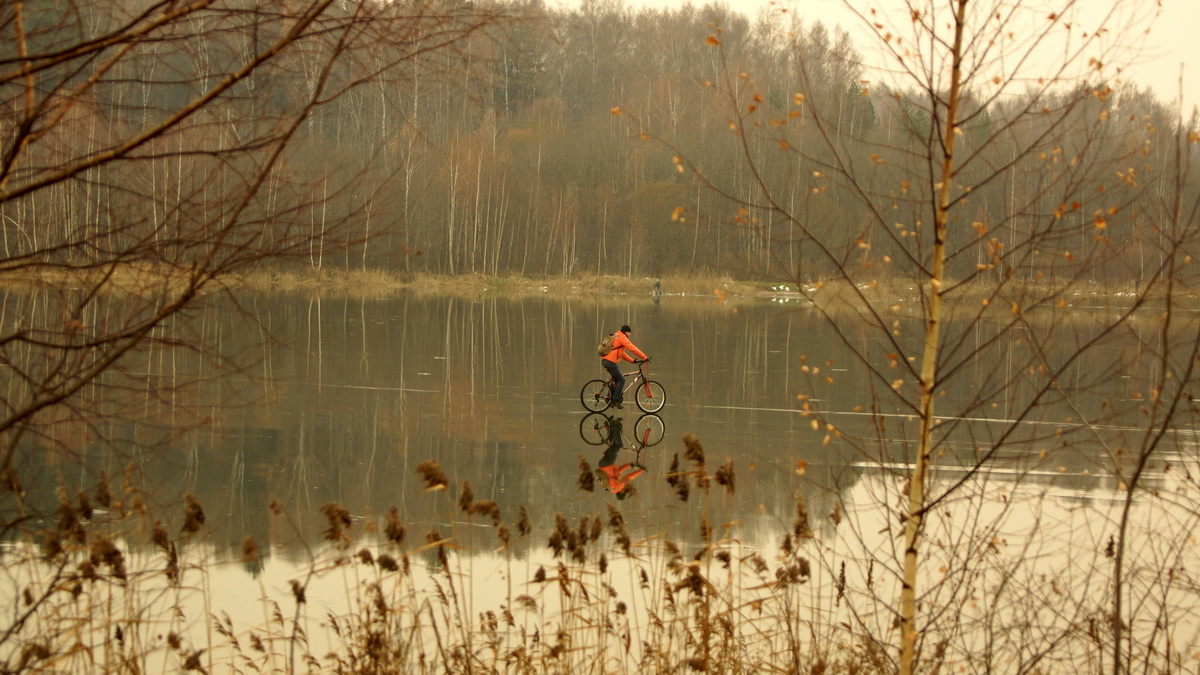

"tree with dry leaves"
[0, 0, 512, 667]
[641, 0, 1200, 672]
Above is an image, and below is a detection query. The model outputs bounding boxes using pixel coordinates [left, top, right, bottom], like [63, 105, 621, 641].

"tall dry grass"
[0, 437, 861, 674]
[3, 430, 1188, 673]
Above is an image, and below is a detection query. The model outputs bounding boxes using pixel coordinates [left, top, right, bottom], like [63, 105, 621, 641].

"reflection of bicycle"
[580, 412, 665, 448]
[581, 360, 666, 413]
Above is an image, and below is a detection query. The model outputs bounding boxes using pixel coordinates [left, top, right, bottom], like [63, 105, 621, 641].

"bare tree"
[0, 3, 510, 665]
[641, 0, 1200, 672]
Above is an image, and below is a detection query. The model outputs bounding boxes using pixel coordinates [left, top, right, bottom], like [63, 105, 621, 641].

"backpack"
[596, 333, 616, 357]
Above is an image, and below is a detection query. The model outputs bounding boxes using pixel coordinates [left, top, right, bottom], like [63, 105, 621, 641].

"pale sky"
[610, 0, 1200, 113]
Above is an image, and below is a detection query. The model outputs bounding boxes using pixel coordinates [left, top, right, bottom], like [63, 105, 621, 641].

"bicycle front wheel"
[634, 414, 665, 447]
[635, 380, 666, 413]
[580, 380, 612, 412]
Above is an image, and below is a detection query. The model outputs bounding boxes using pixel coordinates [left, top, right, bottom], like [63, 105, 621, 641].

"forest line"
[5, 0, 1193, 287]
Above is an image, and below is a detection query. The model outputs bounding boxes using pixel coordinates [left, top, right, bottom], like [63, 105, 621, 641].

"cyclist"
[601, 324, 649, 409]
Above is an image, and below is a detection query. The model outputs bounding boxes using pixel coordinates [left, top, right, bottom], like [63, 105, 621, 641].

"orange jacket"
[599, 463, 645, 493]
[602, 330, 647, 364]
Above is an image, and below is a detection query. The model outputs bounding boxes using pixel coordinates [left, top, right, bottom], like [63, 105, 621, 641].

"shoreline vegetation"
[0, 263, 1180, 314]
[237, 267, 767, 299]
[0, 264, 1182, 314]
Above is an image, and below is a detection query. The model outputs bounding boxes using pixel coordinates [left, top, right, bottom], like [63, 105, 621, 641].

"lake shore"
[235, 268, 1170, 316]
[0, 263, 1176, 315]
[234, 268, 765, 299]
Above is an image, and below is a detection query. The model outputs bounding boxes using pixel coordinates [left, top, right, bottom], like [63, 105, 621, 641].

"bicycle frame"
[608, 362, 653, 398]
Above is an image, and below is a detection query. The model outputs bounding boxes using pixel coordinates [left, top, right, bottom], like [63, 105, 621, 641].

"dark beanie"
[620, 324, 632, 333]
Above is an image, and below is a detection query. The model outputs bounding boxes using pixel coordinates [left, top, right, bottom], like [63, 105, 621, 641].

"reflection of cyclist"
[601, 324, 649, 410]
[596, 417, 645, 500]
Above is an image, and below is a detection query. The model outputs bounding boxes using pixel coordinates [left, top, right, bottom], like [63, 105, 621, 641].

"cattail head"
[793, 489, 813, 539]
[357, 548, 375, 566]
[385, 507, 407, 546]
[181, 494, 205, 535]
[320, 502, 352, 545]
[151, 521, 170, 552]
[516, 506, 531, 537]
[715, 460, 735, 494]
[468, 499, 502, 526]
[40, 530, 62, 561]
[416, 461, 448, 490]
[664, 540, 682, 567]
[577, 456, 595, 492]
[607, 504, 632, 553]
[76, 492, 93, 521]
[241, 535, 259, 563]
[667, 454, 689, 502]
[683, 433, 705, 465]
[56, 488, 84, 544]
[92, 471, 111, 508]
[458, 481, 475, 513]
[606, 503, 625, 529]
[89, 536, 126, 580]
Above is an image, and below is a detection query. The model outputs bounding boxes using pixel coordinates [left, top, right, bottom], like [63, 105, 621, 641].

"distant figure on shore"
[653, 279, 662, 296]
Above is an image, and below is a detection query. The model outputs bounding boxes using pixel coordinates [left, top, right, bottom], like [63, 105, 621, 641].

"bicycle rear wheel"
[635, 380, 666, 413]
[580, 379, 612, 412]
[580, 412, 612, 444]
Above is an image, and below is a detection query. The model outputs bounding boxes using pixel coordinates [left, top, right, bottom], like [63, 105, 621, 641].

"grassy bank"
[0, 263, 1178, 315]
[221, 268, 1186, 314]
[234, 268, 764, 299]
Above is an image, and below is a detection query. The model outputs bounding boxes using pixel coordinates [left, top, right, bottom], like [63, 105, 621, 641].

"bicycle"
[580, 359, 666, 413]
[579, 412, 665, 448]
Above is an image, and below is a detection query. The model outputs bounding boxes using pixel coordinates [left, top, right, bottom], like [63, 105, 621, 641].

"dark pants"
[600, 417, 624, 467]
[603, 359, 624, 403]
